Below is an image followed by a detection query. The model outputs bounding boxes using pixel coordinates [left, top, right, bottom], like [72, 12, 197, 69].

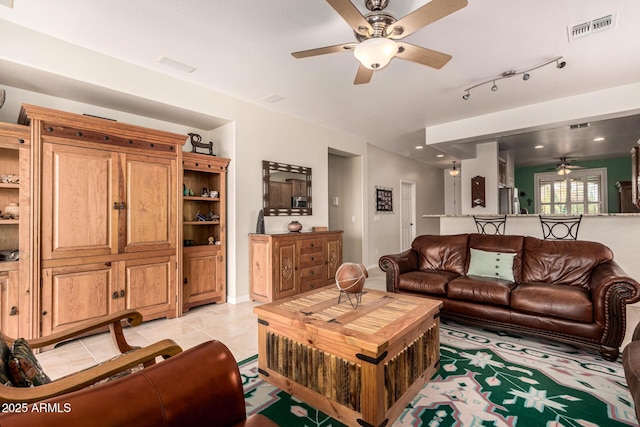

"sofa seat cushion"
[447, 275, 516, 306]
[522, 237, 613, 289]
[398, 271, 458, 295]
[511, 282, 593, 322]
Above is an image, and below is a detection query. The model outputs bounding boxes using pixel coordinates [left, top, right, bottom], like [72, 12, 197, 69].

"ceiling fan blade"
[292, 43, 356, 59]
[396, 42, 452, 69]
[354, 64, 374, 85]
[326, 0, 373, 36]
[388, 0, 468, 39]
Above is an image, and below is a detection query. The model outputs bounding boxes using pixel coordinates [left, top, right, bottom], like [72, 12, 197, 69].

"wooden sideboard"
[249, 231, 343, 302]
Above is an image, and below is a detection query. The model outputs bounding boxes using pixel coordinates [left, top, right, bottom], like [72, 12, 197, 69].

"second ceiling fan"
[291, 0, 468, 85]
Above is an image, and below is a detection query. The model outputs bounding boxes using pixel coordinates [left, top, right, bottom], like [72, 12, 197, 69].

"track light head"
[462, 91, 470, 100]
[522, 73, 530, 81]
[556, 60, 566, 69]
[491, 82, 498, 91]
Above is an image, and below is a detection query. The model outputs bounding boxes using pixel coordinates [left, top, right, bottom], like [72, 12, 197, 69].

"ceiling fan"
[549, 157, 584, 175]
[291, 0, 468, 85]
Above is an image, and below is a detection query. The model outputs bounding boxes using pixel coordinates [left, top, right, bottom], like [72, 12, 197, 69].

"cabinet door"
[123, 154, 176, 253]
[183, 253, 225, 309]
[275, 241, 298, 299]
[325, 235, 342, 284]
[0, 272, 19, 338]
[41, 263, 117, 335]
[41, 144, 119, 259]
[121, 256, 176, 320]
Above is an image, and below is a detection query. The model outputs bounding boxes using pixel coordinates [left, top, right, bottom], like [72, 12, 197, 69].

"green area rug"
[241, 320, 637, 426]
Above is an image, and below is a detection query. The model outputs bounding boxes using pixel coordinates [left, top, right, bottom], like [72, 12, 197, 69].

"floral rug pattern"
[241, 321, 637, 426]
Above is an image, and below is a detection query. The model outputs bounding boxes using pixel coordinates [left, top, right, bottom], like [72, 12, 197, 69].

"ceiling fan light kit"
[354, 37, 398, 69]
[291, 0, 468, 84]
[462, 56, 567, 100]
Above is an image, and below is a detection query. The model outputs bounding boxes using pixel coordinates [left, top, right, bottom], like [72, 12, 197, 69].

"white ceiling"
[1, 0, 640, 167]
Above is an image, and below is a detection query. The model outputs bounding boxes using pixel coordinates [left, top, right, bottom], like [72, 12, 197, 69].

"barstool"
[473, 215, 507, 235]
[539, 215, 582, 240]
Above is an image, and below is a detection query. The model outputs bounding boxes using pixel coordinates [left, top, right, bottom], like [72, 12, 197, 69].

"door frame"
[399, 180, 416, 251]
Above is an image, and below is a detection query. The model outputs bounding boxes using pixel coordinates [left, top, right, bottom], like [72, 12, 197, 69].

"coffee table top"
[254, 286, 442, 355]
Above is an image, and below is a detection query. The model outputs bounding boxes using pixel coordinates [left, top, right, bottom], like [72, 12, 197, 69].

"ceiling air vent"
[569, 13, 616, 41]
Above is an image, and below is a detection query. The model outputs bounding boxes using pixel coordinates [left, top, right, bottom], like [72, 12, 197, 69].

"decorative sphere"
[335, 263, 368, 294]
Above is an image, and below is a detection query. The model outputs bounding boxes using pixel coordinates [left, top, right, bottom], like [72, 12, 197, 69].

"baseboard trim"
[227, 294, 250, 305]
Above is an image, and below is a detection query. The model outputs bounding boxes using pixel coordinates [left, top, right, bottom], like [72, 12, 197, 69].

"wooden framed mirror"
[262, 161, 312, 216]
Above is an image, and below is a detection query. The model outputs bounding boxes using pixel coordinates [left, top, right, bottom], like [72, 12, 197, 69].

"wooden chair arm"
[0, 339, 182, 403]
[11, 310, 143, 350]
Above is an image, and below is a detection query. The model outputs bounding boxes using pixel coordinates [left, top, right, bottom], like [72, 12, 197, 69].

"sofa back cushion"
[412, 234, 469, 275]
[468, 234, 524, 283]
[522, 236, 613, 288]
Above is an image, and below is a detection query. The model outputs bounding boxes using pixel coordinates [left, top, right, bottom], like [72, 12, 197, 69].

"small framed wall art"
[375, 187, 393, 213]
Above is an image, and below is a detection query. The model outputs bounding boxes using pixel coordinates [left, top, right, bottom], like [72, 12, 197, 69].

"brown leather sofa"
[0, 340, 277, 427]
[379, 233, 640, 361]
[623, 322, 640, 422]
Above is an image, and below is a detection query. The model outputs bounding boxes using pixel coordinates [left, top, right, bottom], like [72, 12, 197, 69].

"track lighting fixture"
[461, 56, 566, 100]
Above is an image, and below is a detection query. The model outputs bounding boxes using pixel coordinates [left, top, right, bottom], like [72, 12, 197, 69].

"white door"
[400, 181, 416, 250]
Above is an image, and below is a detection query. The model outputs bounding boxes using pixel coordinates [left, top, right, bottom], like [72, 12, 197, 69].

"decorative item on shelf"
[188, 188, 194, 196]
[287, 220, 302, 232]
[195, 211, 207, 221]
[201, 187, 209, 197]
[312, 226, 328, 232]
[0, 174, 19, 184]
[206, 212, 219, 221]
[183, 184, 188, 196]
[209, 190, 219, 198]
[208, 237, 214, 245]
[335, 262, 368, 309]
[462, 56, 566, 100]
[0, 249, 19, 262]
[187, 133, 215, 155]
[3, 202, 19, 219]
[215, 240, 221, 245]
[183, 240, 195, 247]
[256, 209, 265, 234]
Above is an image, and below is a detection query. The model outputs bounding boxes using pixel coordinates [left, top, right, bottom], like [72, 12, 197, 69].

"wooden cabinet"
[632, 147, 640, 209]
[249, 231, 343, 302]
[0, 123, 31, 338]
[287, 179, 307, 197]
[268, 181, 292, 208]
[21, 104, 185, 335]
[616, 181, 640, 213]
[41, 256, 176, 335]
[181, 153, 230, 311]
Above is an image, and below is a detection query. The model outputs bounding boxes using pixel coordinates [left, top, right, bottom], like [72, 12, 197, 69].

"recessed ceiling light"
[593, 137, 605, 141]
[158, 56, 196, 73]
[534, 145, 544, 149]
[436, 154, 445, 158]
[415, 146, 424, 150]
[262, 94, 284, 104]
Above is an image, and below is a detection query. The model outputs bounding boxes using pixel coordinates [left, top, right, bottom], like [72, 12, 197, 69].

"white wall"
[366, 144, 443, 269]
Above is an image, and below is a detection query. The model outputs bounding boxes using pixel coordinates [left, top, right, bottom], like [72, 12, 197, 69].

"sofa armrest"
[378, 249, 418, 292]
[590, 261, 640, 348]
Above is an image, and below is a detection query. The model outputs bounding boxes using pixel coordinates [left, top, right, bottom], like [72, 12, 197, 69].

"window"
[534, 168, 607, 214]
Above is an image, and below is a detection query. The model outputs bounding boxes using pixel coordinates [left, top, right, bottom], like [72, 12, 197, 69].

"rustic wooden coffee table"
[253, 287, 442, 427]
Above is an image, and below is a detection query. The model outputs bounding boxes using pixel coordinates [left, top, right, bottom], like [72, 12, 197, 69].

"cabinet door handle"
[120, 290, 125, 298]
[9, 306, 17, 316]
[112, 291, 119, 299]
[119, 202, 126, 210]
[113, 202, 120, 210]
[183, 278, 188, 284]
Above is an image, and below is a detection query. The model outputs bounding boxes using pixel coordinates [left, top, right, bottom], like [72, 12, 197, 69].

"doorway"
[400, 180, 416, 250]
[328, 149, 363, 263]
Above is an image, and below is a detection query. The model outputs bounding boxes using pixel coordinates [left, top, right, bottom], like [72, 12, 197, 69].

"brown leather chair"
[0, 340, 278, 427]
[623, 322, 640, 422]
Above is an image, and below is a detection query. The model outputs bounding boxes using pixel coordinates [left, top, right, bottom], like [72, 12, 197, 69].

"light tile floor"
[37, 267, 639, 380]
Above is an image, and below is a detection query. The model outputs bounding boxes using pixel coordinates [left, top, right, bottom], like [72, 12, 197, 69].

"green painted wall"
[514, 157, 632, 214]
